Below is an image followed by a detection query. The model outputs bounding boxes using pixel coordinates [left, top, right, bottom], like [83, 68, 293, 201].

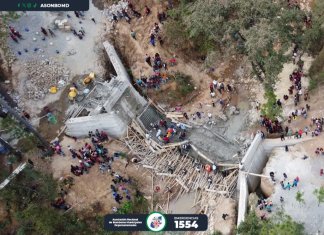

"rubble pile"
[103, 1, 128, 21]
[54, 19, 71, 31]
[24, 59, 70, 100]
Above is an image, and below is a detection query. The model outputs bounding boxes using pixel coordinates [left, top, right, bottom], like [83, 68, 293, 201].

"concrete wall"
[103, 41, 147, 108]
[65, 42, 147, 138]
[241, 134, 266, 192]
[237, 171, 249, 226]
[237, 134, 313, 227]
[65, 113, 127, 138]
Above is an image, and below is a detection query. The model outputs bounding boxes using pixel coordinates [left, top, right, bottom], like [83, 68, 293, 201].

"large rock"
[248, 192, 258, 211]
[260, 176, 275, 197]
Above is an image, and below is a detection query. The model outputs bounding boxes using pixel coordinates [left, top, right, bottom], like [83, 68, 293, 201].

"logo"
[146, 212, 166, 232]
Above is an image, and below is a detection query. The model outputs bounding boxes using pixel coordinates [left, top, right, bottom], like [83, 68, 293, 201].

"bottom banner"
[104, 213, 208, 232]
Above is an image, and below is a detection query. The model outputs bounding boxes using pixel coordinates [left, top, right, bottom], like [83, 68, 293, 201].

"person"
[158, 35, 163, 46]
[27, 158, 34, 166]
[280, 181, 284, 189]
[22, 110, 30, 119]
[212, 163, 217, 174]
[112, 14, 118, 23]
[306, 104, 310, 111]
[48, 28, 55, 36]
[91, 17, 96, 23]
[41, 27, 48, 36]
[125, 160, 129, 169]
[285, 182, 291, 190]
[277, 99, 282, 107]
[280, 133, 285, 141]
[222, 213, 229, 220]
[130, 30, 136, 40]
[280, 196, 284, 203]
[270, 171, 275, 181]
[285, 145, 289, 152]
[292, 178, 298, 187]
[179, 131, 186, 141]
[145, 5, 151, 16]
[156, 129, 162, 138]
[207, 176, 212, 184]
[145, 54, 152, 66]
[150, 34, 155, 46]
[283, 173, 287, 180]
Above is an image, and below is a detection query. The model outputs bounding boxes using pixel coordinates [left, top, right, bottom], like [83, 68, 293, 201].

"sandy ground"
[275, 55, 313, 117]
[50, 136, 152, 214]
[9, 1, 107, 115]
[261, 141, 324, 234]
[211, 198, 236, 235]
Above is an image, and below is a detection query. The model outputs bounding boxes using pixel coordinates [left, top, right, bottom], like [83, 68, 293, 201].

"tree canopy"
[166, 0, 324, 118]
[237, 211, 304, 235]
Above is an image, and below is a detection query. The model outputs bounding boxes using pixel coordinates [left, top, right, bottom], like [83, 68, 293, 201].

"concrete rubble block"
[23, 59, 69, 100]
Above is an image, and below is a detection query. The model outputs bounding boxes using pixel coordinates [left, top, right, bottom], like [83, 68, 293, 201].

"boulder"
[260, 177, 275, 197]
[248, 192, 259, 211]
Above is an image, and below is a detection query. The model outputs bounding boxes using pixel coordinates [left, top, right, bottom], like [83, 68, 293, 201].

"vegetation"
[308, 47, 324, 90]
[295, 191, 305, 204]
[237, 211, 304, 235]
[0, 168, 94, 234]
[0, 116, 39, 152]
[166, 0, 324, 117]
[169, 72, 195, 100]
[0, 165, 150, 234]
[261, 88, 282, 120]
[313, 187, 324, 206]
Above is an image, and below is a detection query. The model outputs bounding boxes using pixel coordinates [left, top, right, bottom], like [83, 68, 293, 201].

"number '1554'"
[174, 220, 198, 229]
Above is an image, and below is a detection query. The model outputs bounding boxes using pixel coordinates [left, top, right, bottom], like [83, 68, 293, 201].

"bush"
[261, 88, 282, 120]
[308, 47, 324, 90]
[237, 211, 304, 235]
[169, 72, 195, 100]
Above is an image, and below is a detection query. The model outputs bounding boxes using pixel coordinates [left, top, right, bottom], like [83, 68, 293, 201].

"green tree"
[295, 191, 305, 205]
[166, 0, 324, 112]
[313, 187, 324, 206]
[261, 88, 282, 120]
[237, 211, 304, 235]
[237, 212, 262, 235]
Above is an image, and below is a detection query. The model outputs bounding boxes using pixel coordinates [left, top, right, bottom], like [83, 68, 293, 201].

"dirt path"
[50, 137, 152, 215]
[109, 2, 245, 114]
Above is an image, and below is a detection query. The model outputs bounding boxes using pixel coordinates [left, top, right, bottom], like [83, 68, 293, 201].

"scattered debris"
[24, 59, 70, 100]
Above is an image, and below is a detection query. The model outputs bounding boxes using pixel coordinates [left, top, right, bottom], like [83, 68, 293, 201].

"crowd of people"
[135, 53, 172, 89]
[69, 132, 110, 176]
[148, 119, 187, 144]
[257, 43, 320, 142]
[279, 174, 300, 190]
[108, 1, 180, 91]
[50, 128, 143, 213]
[10, 10, 97, 56]
[257, 197, 273, 214]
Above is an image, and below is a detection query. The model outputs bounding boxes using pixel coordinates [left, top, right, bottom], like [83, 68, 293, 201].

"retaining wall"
[237, 133, 313, 227]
